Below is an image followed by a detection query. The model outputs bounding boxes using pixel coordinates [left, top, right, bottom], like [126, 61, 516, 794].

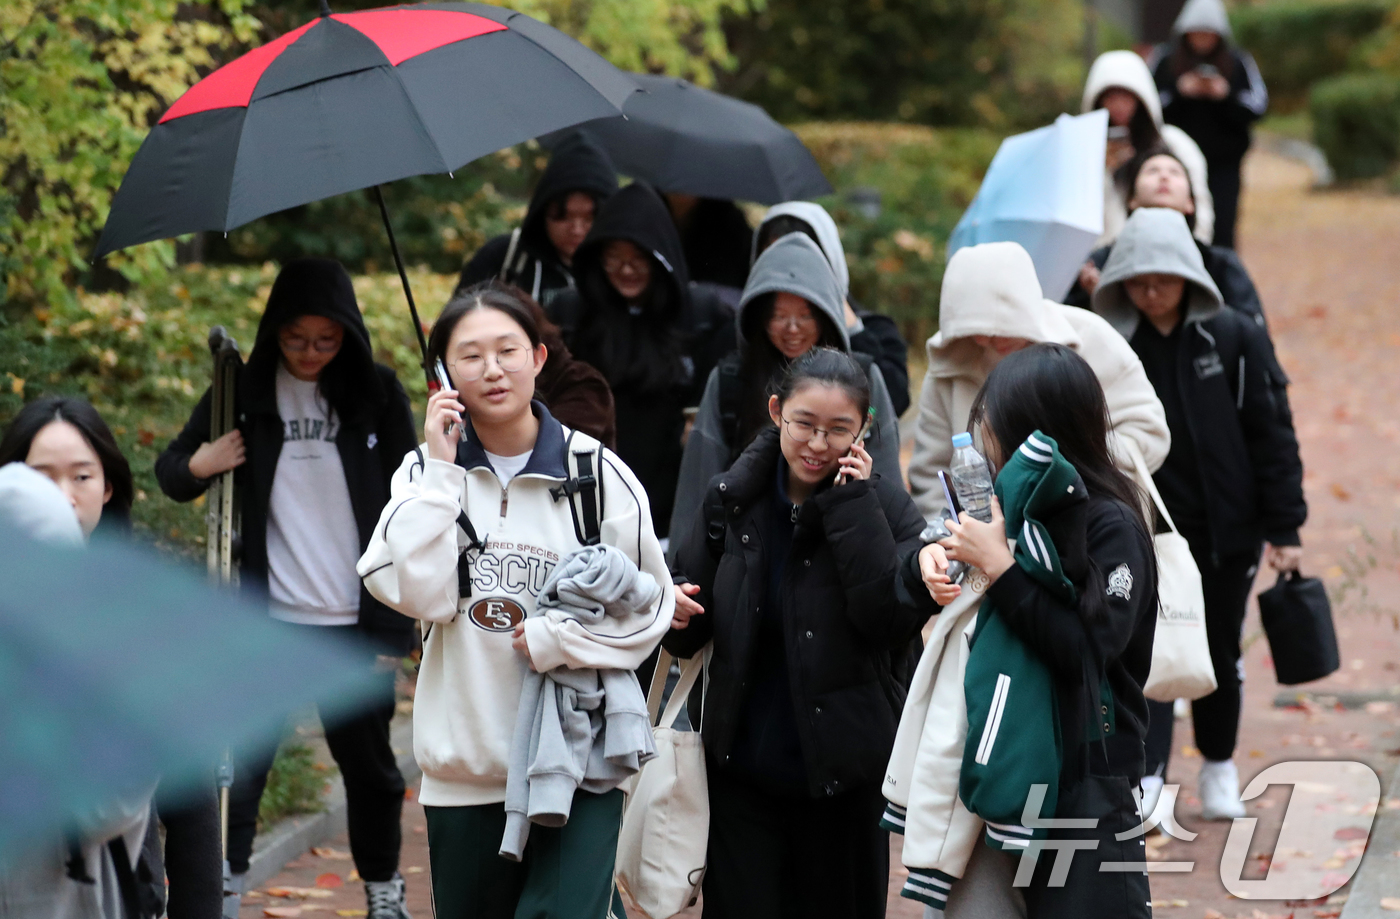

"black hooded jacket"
[155, 259, 417, 652]
[547, 183, 735, 535]
[457, 133, 618, 306]
[664, 427, 931, 797]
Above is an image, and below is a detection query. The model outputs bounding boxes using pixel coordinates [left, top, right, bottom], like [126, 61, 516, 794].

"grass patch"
[257, 741, 337, 831]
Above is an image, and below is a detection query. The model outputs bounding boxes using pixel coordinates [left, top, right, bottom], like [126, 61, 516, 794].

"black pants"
[703, 770, 888, 919]
[227, 631, 404, 882]
[1207, 157, 1244, 250]
[1020, 774, 1151, 919]
[1143, 544, 1260, 774]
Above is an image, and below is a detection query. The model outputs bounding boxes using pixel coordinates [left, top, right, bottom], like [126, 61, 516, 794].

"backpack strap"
[414, 445, 487, 605]
[702, 485, 727, 560]
[499, 227, 524, 284]
[549, 429, 606, 547]
[715, 353, 744, 455]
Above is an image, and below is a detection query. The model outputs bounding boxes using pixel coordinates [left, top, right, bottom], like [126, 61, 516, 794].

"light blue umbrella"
[948, 110, 1108, 302]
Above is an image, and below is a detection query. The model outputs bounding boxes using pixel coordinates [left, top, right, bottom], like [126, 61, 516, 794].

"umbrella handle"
[372, 186, 432, 387]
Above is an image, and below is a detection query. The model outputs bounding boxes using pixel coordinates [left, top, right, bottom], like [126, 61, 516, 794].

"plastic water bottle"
[949, 432, 994, 523]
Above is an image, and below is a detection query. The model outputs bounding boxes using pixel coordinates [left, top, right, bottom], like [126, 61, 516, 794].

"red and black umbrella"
[94, 1, 636, 369]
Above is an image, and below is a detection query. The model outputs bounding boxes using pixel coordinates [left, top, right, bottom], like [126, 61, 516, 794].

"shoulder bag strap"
[646, 647, 707, 730]
[1124, 439, 1180, 535]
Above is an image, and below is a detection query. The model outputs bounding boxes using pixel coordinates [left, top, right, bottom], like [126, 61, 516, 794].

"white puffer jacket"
[907, 242, 1170, 524]
[1083, 49, 1215, 246]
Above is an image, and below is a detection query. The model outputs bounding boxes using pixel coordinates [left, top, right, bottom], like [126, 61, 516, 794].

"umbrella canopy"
[560, 73, 832, 204]
[0, 530, 384, 863]
[94, 2, 636, 259]
[948, 110, 1108, 302]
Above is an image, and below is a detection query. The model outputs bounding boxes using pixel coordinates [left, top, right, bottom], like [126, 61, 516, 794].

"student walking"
[1091, 207, 1304, 821]
[457, 132, 618, 306]
[1082, 49, 1214, 246]
[546, 182, 734, 538]
[155, 258, 418, 919]
[666, 348, 932, 919]
[905, 241, 1169, 525]
[357, 283, 673, 919]
[1149, 0, 1269, 249]
[907, 343, 1159, 917]
[667, 232, 902, 549]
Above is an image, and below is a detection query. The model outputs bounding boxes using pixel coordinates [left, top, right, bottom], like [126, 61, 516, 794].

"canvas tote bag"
[615, 647, 708, 918]
[1126, 442, 1216, 702]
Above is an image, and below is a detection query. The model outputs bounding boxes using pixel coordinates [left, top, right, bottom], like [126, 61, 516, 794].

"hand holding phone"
[433, 359, 467, 444]
[834, 407, 877, 486]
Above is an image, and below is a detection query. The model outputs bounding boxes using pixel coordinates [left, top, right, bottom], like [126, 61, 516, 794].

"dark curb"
[245, 718, 419, 890]
[1340, 759, 1400, 918]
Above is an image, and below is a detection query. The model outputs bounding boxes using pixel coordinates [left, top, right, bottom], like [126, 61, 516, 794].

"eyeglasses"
[780, 415, 856, 449]
[451, 345, 530, 382]
[279, 334, 342, 353]
[602, 254, 651, 275]
[768, 313, 818, 333]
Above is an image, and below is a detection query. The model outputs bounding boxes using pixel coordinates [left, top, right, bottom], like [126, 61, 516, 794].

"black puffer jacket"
[665, 427, 931, 797]
[457, 132, 618, 307]
[548, 182, 734, 535]
[155, 259, 417, 652]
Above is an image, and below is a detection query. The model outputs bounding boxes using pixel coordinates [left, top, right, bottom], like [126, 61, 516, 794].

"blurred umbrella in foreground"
[0, 531, 383, 865]
[948, 110, 1108, 302]
[556, 72, 833, 204]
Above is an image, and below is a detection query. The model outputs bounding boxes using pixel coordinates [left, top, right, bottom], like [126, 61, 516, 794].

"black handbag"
[1258, 571, 1340, 685]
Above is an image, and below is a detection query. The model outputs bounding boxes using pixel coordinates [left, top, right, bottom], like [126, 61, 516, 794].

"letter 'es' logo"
[468, 598, 525, 632]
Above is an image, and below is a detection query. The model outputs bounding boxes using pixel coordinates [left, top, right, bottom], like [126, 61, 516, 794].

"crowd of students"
[0, 6, 1302, 916]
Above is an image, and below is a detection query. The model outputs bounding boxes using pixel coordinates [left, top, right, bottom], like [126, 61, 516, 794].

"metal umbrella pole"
[372, 185, 433, 388]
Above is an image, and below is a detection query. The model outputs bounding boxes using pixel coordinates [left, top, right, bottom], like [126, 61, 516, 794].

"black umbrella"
[94, 1, 636, 375]
[559, 72, 833, 204]
[0, 530, 384, 864]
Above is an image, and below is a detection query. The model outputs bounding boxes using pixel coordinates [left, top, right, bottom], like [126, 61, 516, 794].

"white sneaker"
[366, 873, 412, 919]
[1198, 758, 1247, 821]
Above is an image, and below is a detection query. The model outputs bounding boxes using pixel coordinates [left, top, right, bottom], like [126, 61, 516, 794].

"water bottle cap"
[951, 432, 972, 448]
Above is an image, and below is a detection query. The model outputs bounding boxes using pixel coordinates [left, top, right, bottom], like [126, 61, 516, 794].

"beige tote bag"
[615, 648, 708, 918]
[1126, 443, 1217, 702]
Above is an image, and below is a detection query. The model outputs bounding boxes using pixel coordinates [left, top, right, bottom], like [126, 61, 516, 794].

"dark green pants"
[424, 790, 625, 919]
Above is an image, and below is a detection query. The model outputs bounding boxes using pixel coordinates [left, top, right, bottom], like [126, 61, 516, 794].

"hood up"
[1173, 0, 1233, 40]
[244, 257, 385, 416]
[737, 233, 847, 350]
[930, 241, 1077, 361]
[1092, 207, 1223, 338]
[520, 132, 618, 260]
[0, 462, 84, 546]
[571, 182, 690, 317]
[1081, 50, 1164, 126]
[751, 201, 850, 299]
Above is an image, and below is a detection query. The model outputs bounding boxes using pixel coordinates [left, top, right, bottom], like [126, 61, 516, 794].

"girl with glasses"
[668, 231, 903, 554]
[666, 347, 931, 918]
[155, 258, 419, 919]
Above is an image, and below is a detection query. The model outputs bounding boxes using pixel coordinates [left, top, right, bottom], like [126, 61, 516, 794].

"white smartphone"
[433, 359, 466, 442]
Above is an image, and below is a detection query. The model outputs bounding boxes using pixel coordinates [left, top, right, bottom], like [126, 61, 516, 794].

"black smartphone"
[938, 469, 963, 522]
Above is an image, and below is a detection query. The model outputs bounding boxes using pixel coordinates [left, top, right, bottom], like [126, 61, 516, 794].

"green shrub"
[257, 742, 335, 830]
[1233, 0, 1394, 113]
[1310, 72, 1400, 179]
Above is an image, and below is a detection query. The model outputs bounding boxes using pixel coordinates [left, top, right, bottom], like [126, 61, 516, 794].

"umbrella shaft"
[373, 186, 431, 382]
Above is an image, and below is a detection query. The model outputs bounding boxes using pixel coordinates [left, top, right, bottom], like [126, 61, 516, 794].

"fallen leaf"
[404, 866, 425, 874]
[347, 870, 360, 883]
[1381, 897, 1400, 910]
[1334, 827, 1369, 840]
[1323, 857, 1345, 869]
[311, 847, 351, 860]
[1314, 911, 1341, 918]
[1331, 483, 1352, 501]
[264, 909, 301, 918]
[314, 874, 342, 889]
[1150, 898, 1189, 907]
[1204, 910, 1226, 919]
[335, 912, 367, 917]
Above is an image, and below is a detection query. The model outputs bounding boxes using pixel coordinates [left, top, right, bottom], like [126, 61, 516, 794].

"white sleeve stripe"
[1239, 53, 1269, 115]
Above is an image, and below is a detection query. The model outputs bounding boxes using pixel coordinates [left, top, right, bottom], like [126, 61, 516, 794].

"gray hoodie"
[1173, 0, 1232, 39]
[1092, 207, 1224, 340]
[666, 233, 902, 550]
[499, 544, 660, 861]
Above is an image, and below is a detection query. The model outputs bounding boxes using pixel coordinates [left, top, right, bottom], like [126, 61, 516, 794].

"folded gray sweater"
[499, 544, 661, 860]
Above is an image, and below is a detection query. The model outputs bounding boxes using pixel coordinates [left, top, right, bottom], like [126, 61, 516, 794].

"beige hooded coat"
[1083, 49, 1215, 246]
[906, 241, 1170, 523]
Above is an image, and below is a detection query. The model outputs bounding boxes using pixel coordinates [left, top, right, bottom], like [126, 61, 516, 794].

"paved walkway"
[242, 148, 1400, 919]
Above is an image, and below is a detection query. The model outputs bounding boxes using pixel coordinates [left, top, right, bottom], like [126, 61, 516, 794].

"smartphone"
[433, 359, 466, 442]
[1106, 125, 1130, 142]
[938, 470, 964, 522]
[1193, 63, 1220, 79]
[834, 407, 877, 486]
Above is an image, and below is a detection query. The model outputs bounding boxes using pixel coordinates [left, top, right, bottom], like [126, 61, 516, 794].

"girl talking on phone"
[666, 347, 931, 918]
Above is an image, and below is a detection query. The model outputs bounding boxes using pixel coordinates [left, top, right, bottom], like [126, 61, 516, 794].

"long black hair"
[734, 294, 845, 453]
[0, 396, 134, 535]
[969, 343, 1149, 535]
